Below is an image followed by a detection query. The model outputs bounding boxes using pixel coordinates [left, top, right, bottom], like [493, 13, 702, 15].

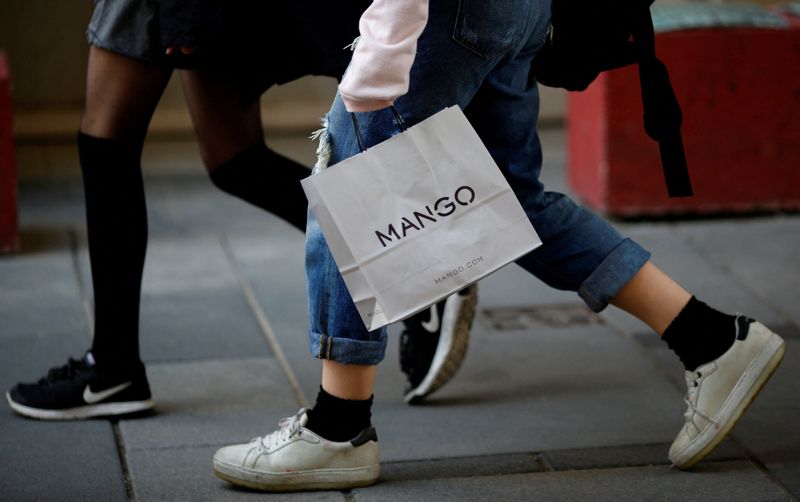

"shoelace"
[38, 358, 87, 385]
[682, 371, 716, 424]
[257, 409, 305, 450]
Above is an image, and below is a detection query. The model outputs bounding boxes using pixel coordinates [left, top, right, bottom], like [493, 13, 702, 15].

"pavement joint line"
[67, 228, 94, 338]
[674, 224, 799, 330]
[219, 235, 310, 409]
[536, 451, 556, 472]
[111, 420, 138, 501]
[726, 436, 800, 501]
[69, 228, 136, 500]
[377, 452, 763, 483]
[132, 354, 279, 367]
[124, 440, 250, 453]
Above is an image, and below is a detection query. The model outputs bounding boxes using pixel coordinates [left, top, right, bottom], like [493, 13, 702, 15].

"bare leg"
[611, 261, 692, 336]
[321, 361, 377, 400]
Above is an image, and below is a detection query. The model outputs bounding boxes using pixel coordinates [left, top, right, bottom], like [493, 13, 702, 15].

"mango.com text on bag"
[434, 256, 485, 285]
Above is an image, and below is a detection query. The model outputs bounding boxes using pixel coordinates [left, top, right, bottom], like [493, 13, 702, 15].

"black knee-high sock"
[304, 386, 373, 441]
[662, 296, 737, 371]
[79, 132, 147, 375]
[209, 143, 309, 231]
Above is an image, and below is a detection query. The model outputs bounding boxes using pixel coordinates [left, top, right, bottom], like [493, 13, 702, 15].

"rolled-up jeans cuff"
[578, 238, 651, 313]
[309, 331, 388, 365]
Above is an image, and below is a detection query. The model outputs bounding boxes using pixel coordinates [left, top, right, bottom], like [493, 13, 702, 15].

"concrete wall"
[0, 1, 93, 108]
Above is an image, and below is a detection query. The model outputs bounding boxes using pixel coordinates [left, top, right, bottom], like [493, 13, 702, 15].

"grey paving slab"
[0, 333, 127, 502]
[72, 218, 263, 300]
[119, 357, 299, 451]
[677, 216, 800, 327]
[225, 232, 317, 400]
[380, 452, 545, 483]
[138, 288, 270, 363]
[542, 440, 746, 471]
[371, 321, 686, 463]
[139, 235, 241, 294]
[475, 262, 577, 309]
[0, 237, 88, 339]
[353, 461, 788, 502]
[598, 221, 786, 335]
[18, 180, 86, 229]
[767, 462, 800, 500]
[127, 445, 346, 502]
[0, 418, 128, 502]
[72, 233, 270, 363]
[147, 176, 297, 237]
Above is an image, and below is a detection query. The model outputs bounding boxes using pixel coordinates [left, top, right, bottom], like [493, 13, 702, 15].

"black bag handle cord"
[633, 6, 693, 197]
[350, 106, 407, 154]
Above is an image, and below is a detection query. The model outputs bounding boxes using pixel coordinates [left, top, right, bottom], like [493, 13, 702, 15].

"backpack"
[532, 0, 693, 198]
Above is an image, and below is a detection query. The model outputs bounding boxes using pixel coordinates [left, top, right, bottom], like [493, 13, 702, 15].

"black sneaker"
[400, 285, 478, 403]
[6, 352, 154, 420]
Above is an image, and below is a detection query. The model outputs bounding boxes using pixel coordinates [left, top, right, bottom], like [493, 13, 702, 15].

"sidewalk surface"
[1, 130, 798, 501]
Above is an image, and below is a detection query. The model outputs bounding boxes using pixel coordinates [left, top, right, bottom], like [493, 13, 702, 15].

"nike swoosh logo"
[420, 305, 440, 333]
[83, 382, 132, 404]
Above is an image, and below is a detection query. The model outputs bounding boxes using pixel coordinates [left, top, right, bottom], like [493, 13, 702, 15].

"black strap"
[633, 8, 693, 197]
[350, 113, 366, 153]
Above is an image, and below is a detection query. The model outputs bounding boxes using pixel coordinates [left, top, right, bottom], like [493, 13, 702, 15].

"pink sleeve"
[338, 0, 429, 113]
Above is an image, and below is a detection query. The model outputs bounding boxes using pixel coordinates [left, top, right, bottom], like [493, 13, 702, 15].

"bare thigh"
[80, 45, 172, 142]
[179, 70, 264, 170]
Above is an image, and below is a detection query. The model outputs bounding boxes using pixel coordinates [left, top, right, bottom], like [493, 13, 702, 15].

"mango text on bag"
[374, 185, 476, 248]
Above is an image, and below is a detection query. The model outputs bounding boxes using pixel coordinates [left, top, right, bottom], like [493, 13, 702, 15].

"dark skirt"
[87, 0, 163, 64]
[85, 0, 370, 103]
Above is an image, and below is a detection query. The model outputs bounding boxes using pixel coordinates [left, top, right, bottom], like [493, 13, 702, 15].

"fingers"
[165, 46, 195, 55]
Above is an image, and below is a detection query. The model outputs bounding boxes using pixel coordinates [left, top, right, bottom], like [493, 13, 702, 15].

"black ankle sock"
[304, 387, 373, 442]
[209, 143, 309, 231]
[662, 296, 737, 371]
[78, 132, 147, 373]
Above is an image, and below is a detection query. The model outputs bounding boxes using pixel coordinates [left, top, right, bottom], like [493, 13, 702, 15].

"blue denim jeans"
[305, 0, 651, 365]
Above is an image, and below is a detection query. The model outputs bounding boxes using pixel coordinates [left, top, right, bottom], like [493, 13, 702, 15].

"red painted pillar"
[0, 51, 19, 253]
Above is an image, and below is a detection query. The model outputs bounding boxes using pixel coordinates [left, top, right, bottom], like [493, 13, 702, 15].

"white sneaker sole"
[670, 331, 785, 469]
[404, 286, 478, 403]
[6, 391, 154, 420]
[213, 458, 380, 492]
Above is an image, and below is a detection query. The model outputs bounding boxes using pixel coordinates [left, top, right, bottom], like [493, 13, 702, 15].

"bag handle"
[350, 106, 407, 153]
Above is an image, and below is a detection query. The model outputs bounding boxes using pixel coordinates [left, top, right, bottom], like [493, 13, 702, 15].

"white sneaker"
[213, 409, 380, 491]
[669, 317, 785, 469]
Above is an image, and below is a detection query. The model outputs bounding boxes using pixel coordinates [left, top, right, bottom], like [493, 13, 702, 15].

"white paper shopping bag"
[302, 106, 541, 330]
